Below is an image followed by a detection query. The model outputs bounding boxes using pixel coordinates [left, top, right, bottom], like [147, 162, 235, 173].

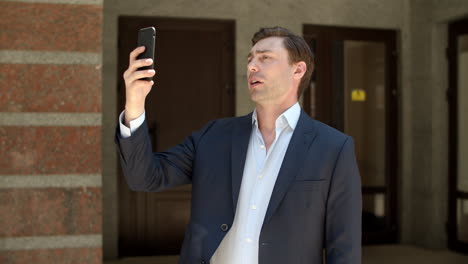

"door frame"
[302, 24, 399, 244]
[448, 16, 468, 254]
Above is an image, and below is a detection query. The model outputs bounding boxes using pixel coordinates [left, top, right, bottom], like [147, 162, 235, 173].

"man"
[116, 26, 362, 264]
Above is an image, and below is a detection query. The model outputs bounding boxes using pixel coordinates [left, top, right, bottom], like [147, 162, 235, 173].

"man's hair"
[251, 26, 314, 98]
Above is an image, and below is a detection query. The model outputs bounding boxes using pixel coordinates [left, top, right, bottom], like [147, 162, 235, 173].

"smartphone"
[136, 26, 156, 81]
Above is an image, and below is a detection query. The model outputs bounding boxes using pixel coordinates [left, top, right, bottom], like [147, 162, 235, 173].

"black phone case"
[136, 27, 156, 81]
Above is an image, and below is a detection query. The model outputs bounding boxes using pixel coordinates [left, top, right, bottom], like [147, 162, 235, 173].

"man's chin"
[250, 93, 273, 105]
[249, 91, 263, 103]
[249, 86, 276, 103]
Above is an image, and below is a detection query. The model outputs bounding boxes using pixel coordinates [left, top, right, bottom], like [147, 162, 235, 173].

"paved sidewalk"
[105, 245, 468, 264]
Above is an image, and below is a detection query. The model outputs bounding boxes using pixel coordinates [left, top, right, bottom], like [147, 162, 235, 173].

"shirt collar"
[252, 102, 301, 130]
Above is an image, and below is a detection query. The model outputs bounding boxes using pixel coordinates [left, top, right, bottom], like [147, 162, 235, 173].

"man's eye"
[262, 55, 269, 60]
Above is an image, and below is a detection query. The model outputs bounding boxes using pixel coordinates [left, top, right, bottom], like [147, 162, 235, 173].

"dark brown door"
[303, 25, 398, 244]
[448, 17, 468, 254]
[117, 17, 235, 257]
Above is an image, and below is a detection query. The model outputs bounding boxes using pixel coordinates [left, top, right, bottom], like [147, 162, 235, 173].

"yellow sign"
[351, 89, 366, 102]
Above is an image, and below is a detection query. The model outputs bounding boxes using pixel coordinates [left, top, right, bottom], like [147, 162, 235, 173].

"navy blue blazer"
[115, 109, 362, 264]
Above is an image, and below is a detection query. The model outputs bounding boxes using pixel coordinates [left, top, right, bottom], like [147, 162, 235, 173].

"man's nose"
[247, 60, 258, 72]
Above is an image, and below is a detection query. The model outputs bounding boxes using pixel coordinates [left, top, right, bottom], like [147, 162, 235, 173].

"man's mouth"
[249, 79, 264, 87]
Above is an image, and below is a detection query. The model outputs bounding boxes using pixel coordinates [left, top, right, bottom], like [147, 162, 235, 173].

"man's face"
[247, 36, 296, 104]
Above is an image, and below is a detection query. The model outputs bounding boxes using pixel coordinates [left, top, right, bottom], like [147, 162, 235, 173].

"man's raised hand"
[123, 46, 156, 126]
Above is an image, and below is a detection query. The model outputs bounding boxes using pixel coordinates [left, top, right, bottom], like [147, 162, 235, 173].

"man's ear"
[293, 61, 307, 80]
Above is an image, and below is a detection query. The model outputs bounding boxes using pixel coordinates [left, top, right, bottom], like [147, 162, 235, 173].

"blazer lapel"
[231, 113, 253, 214]
[263, 110, 317, 226]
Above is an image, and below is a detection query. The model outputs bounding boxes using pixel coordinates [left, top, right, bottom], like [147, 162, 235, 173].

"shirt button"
[260, 145, 265, 149]
[251, 205, 257, 210]
[245, 238, 253, 243]
[258, 174, 263, 179]
[220, 223, 229, 232]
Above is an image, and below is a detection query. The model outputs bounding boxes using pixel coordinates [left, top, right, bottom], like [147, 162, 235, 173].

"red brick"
[0, 248, 102, 264]
[0, 127, 101, 174]
[0, 188, 101, 237]
[0, 64, 101, 112]
[0, 2, 102, 52]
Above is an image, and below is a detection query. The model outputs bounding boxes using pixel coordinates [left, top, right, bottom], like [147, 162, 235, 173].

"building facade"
[1, 0, 468, 262]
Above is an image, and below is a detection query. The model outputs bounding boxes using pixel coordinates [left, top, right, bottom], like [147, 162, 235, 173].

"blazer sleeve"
[325, 136, 362, 263]
[114, 119, 216, 192]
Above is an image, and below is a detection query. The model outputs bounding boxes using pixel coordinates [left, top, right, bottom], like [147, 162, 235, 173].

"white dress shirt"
[118, 102, 301, 263]
[210, 102, 300, 264]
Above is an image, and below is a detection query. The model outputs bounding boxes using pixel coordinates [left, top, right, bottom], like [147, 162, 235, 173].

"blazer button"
[200, 260, 207, 264]
[220, 223, 229, 232]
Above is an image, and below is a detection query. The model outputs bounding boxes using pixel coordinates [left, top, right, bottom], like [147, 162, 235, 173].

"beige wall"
[102, 0, 468, 259]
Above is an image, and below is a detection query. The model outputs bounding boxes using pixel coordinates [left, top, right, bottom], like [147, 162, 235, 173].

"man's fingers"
[127, 69, 156, 84]
[133, 80, 154, 88]
[124, 47, 147, 79]
[124, 47, 154, 81]
[129, 46, 145, 64]
[123, 58, 153, 80]
[128, 58, 154, 73]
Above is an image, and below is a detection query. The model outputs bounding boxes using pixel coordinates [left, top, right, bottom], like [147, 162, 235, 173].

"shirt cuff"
[119, 110, 146, 138]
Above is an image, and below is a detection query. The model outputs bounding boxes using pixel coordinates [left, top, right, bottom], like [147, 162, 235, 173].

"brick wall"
[0, 1, 103, 263]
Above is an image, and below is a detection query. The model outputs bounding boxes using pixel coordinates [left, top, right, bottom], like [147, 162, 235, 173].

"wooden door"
[117, 17, 235, 257]
[303, 25, 399, 244]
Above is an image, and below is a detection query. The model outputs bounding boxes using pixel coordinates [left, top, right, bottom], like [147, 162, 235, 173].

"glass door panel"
[458, 35, 468, 194]
[344, 41, 386, 187]
[457, 34, 468, 244]
[363, 193, 386, 232]
[303, 25, 398, 244]
[343, 41, 388, 235]
[457, 198, 468, 243]
[449, 17, 468, 254]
